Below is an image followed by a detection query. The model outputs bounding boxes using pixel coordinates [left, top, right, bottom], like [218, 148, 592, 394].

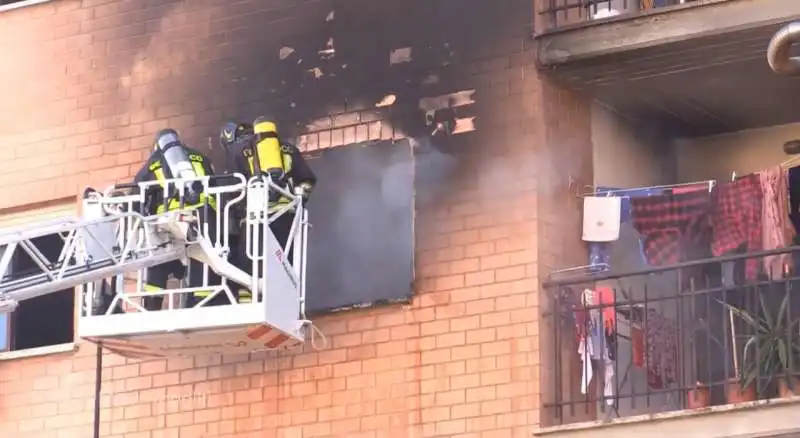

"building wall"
[592, 102, 675, 188]
[675, 121, 800, 181]
[0, 0, 594, 437]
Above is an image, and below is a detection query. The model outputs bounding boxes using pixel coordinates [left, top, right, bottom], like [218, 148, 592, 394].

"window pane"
[0, 316, 7, 351]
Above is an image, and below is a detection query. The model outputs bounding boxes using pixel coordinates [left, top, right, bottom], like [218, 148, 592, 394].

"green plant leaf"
[718, 300, 767, 333]
[777, 339, 789, 371]
[761, 294, 775, 330]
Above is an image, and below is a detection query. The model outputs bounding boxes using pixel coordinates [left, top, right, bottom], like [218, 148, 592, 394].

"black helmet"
[219, 122, 253, 149]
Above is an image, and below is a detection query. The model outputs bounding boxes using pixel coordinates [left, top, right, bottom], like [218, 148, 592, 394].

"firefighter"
[218, 117, 316, 303]
[133, 129, 226, 310]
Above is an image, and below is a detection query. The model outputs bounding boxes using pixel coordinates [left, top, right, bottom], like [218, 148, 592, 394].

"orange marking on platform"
[247, 325, 272, 340]
[265, 334, 290, 348]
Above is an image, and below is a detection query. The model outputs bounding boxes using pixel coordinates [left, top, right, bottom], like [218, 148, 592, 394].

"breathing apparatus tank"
[252, 118, 286, 182]
[154, 129, 202, 206]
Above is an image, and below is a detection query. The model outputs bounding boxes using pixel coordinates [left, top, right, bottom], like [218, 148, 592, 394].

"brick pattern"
[0, 0, 593, 436]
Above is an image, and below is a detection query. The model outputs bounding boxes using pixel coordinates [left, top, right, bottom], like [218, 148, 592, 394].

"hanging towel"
[645, 309, 677, 390]
[583, 196, 622, 242]
[631, 190, 713, 266]
[760, 167, 795, 279]
[596, 287, 616, 334]
[578, 289, 616, 404]
[711, 174, 764, 281]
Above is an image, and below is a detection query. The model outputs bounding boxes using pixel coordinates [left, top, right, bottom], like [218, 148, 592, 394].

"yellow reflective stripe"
[268, 199, 292, 213]
[194, 290, 213, 297]
[152, 162, 217, 212]
[190, 161, 205, 177]
[144, 284, 162, 292]
[247, 156, 256, 175]
[153, 168, 166, 182]
[282, 153, 292, 173]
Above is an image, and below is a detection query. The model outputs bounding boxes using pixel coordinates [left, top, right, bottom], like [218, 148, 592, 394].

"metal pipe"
[93, 343, 103, 438]
[767, 22, 800, 76]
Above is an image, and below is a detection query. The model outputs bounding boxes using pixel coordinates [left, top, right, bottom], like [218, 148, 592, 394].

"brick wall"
[0, 0, 593, 436]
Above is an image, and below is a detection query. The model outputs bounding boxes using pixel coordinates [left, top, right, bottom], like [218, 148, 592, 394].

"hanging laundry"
[577, 288, 617, 406]
[631, 322, 644, 368]
[583, 196, 622, 242]
[588, 243, 610, 272]
[788, 167, 800, 233]
[596, 187, 664, 269]
[711, 174, 764, 281]
[631, 189, 712, 266]
[645, 309, 677, 390]
[596, 286, 616, 335]
[760, 167, 795, 279]
[583, 196, 621, 273]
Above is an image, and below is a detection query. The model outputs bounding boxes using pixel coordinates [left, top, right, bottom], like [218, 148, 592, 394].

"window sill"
[0, 0, 51, 13]
[0, 342, 78, 361]
[535, 396, 800, 438]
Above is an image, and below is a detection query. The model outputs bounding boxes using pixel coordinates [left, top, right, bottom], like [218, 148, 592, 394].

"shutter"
[0, 201, 77, 229]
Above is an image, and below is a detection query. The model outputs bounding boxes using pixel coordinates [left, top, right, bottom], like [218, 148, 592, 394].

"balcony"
[539, 247, 800, 437]
[534, 0, 800, 137]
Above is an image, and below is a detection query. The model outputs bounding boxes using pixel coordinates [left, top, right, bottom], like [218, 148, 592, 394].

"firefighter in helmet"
[218, 117, 317, 303]
[133, 129, 225, 310]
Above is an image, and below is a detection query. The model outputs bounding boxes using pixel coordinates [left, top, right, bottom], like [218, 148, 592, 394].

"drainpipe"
[93, 343, 103, 438]
[767, 22, 800, 76]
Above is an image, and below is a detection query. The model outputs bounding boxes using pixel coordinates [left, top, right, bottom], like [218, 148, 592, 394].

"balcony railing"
[537, 0, 703, 34]
[542, 247, 800, 426]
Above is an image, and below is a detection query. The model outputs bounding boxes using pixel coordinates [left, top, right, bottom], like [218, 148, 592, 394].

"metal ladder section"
[0, 209, 189, 311]
[0, 174, 255, 313]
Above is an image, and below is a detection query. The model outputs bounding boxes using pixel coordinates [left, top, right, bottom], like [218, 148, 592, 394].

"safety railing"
[542, 246, 800, 426]
[80, 173, 308, 320]
[537, 0, 703, 34]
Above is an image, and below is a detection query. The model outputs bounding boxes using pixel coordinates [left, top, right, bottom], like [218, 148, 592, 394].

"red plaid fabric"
[631, 190, 712, 266]
[711, 174, 763, 280]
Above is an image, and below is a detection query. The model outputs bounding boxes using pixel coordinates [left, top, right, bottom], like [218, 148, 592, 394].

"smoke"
[412, 136, 459, 206]
[305, 140, 417, 312]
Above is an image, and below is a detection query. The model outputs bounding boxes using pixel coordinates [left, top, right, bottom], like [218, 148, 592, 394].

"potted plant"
[722, 292, 800, 401]
[687, 381, 711, 409]
[687, 318, 724, 409]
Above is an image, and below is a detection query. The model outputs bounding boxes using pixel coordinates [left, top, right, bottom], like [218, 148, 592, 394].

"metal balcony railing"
[542, 247, 800, 426]
[537, 0, 702, 34]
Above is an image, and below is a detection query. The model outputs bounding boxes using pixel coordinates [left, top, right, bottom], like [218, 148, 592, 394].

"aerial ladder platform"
[0, 173, 310, 359]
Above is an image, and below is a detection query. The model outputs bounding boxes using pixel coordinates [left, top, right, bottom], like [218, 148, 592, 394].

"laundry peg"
[731, 171, 736, 182]
[708, 181, 713, 193]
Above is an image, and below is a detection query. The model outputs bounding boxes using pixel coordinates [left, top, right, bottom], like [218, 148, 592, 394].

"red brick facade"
[0, 0, 592, 436]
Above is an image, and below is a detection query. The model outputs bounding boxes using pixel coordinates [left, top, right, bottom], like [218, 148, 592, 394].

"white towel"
[582, 196, 622, 242]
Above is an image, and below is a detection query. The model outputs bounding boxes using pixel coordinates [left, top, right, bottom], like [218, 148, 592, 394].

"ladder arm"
[0, 211, 188, 310]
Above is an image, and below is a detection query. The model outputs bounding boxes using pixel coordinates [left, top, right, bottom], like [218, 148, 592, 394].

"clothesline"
[583, 156, 800, 200]
[581, 165, 798, 283]
[581, 180, 715, 198]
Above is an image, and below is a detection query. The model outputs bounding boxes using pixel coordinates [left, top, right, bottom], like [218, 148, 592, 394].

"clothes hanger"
[580, 180, 716, 198]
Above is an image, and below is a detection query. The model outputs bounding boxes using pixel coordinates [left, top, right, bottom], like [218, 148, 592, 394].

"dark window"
[304, 140, 416, 314]
[5, 234, 75, 351]
[0, 0, 33, 6]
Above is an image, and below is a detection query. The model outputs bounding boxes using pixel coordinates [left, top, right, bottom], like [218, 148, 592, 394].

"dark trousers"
[90, 278, 125, 316]
[231, 212, 295, 301]
[143, 207, 226, 310]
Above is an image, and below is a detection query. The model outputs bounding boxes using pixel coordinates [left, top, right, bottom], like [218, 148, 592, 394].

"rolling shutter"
[0, 201, 77, 229]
